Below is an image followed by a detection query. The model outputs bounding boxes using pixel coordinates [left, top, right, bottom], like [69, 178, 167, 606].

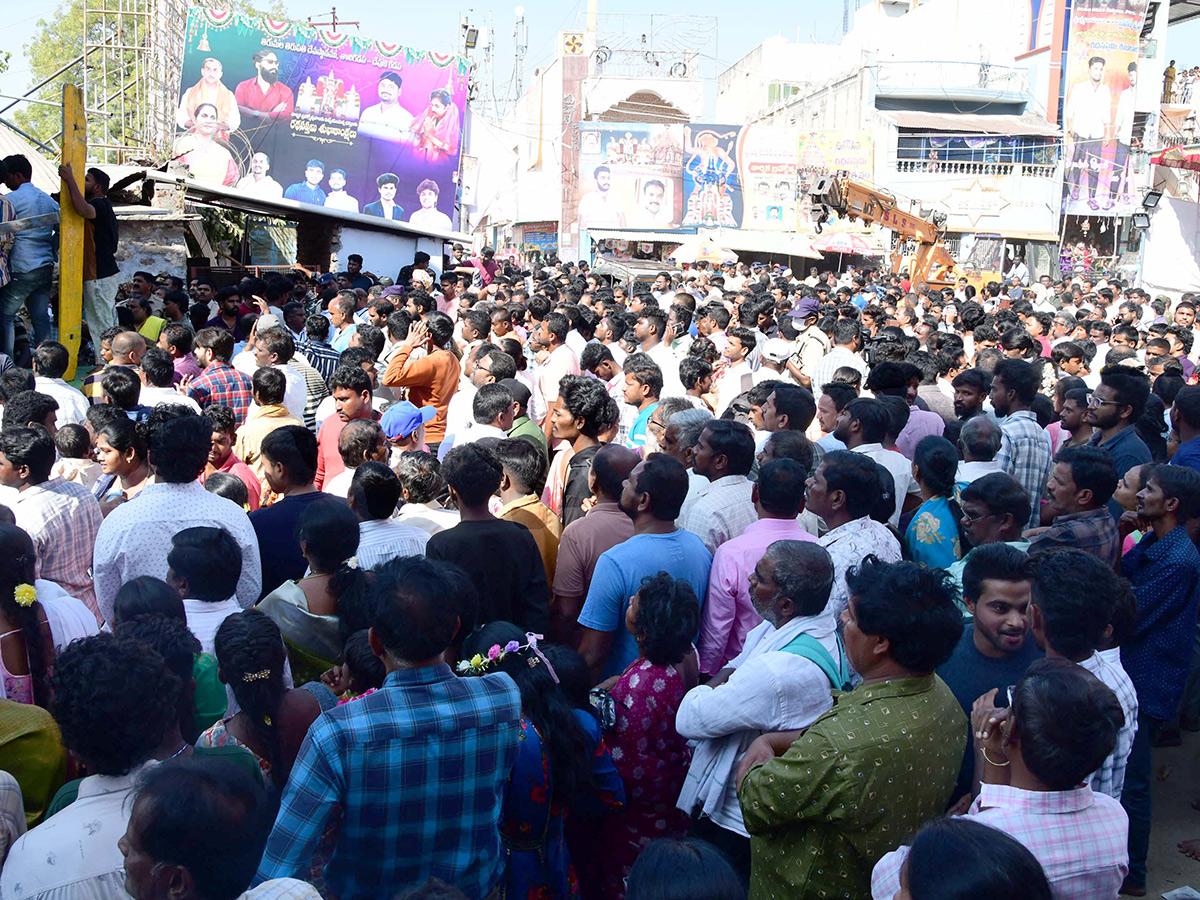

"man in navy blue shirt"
[282, 159, 327, 206]
[1119, 463, 1200, 894]
[936, 542, 1040, 809]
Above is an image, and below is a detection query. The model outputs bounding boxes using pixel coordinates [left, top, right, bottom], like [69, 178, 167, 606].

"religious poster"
[1061, 0, 1149, 217]
[796, 130, 875, 227]
[175, 8, 468, 232]
[736, 124, 799, 231]
[575, 123, 685, 232]
[680, 124, 741, 228]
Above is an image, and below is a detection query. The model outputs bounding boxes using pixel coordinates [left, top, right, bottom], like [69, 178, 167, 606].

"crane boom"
[809, 175, 959, 288]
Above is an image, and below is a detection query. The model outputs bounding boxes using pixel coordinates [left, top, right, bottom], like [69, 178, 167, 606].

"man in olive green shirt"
[501, 377, 548, 464]
[737, 556, 967, 899]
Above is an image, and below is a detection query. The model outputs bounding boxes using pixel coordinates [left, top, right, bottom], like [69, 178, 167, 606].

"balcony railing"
[895, 159, 1057, 178]
[875, 60, 1030, 95]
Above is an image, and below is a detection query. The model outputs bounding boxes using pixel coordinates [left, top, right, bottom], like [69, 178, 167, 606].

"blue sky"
[2, 1, 1200, 121]
[0, 0, 847, 105]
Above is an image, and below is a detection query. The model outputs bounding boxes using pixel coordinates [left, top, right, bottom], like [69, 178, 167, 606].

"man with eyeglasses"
[1087, 368, 1152, 514]
[945, 472, 1033, 607]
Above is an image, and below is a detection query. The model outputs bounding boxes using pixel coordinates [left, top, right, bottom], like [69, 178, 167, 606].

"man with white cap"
[756, 338, 794, 385]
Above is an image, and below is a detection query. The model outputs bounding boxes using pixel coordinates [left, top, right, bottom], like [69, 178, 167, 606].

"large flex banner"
[576, 123, 686, 231]
[1061, 0, 1149, 217]
[175, 9, 468, 230]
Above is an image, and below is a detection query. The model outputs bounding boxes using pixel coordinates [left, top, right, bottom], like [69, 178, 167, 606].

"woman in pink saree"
[411, 89, 461, 164]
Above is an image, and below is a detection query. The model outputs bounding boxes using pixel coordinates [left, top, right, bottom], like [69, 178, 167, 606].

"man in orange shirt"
[315, 364, 380, 490]
[382, 310, 461, 456]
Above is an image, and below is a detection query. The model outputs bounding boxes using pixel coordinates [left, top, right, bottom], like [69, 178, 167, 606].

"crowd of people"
[0, 205, 1199, 900]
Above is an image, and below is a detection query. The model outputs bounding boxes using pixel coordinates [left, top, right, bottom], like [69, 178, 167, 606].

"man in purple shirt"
[699, 458, 817, 675]
[157, 322, 202, 384]
[867, 361, 945, 459]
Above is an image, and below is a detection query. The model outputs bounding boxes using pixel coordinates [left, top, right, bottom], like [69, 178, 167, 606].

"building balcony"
[895, 159, 1057, 178]
[875, 60, 1030, 104]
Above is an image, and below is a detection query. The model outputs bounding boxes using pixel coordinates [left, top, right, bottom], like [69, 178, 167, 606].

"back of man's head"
[102, 365, 142, 409]
[441, 443, 503, 507]
[32, 341, 70, 379]
[349, 461, 402, 521]
[819, 450, 884, 520]
[765, 540, 834, 617]
[373, 557, 463, 662]
[845, 556, 963, 673]
[494, 438, 546, 496]
[845, 398, 890, 444]
[49, 634, 179, 776]
[0, 427, 55, 484]
[261, 425, 318, 486]
[473, 383, 513, 426]
[1011, 658, 1123, 790]
[959, 415, 1002, 462]
[140, 347, 176, 389]
[757, 458, 808, 517]
[635, 453, 691, 521]
[129, 758, 272, 900]
[1026, 549, 1123, 659]
[150, 415, 210, 483]
[167, 526, 243, 602]
[1055, 445, 1118, 508]
[591, 443, 639, 501]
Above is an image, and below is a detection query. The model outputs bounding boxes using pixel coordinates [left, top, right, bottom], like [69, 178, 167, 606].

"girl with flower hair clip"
[460, 621, 622, 899]
[0, 524, 56, 708]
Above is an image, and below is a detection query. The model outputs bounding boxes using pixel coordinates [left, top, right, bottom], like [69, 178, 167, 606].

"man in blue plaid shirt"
[256, 557, 521, 899]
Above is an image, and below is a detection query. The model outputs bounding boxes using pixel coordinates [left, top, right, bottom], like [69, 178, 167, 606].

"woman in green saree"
[256, 498, 375, 683]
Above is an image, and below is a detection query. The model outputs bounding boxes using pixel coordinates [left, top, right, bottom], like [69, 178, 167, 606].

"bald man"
[550, 443, 639, 646]
[83, 330, 147, 404]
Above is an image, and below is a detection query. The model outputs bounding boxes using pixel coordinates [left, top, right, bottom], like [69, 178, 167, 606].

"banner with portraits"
[576, 123, 686, 231]
[1061, 0, 1149, 217]
[175, 8, 469, 231]
[575, 123, 875, 234]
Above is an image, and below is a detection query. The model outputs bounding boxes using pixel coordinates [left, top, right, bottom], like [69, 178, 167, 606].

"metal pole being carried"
[59, 84, 87, 381]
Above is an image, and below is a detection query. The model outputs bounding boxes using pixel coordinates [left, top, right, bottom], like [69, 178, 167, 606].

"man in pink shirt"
[315, 365, 379, 489]
[200, 404, 262, 510]
[699, 458, 817, 675]
[534, 311, 580, 440]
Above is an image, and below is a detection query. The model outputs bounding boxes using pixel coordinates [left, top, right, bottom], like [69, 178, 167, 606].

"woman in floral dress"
[905, 436, 963, 569]
[601, 573, 700, 898]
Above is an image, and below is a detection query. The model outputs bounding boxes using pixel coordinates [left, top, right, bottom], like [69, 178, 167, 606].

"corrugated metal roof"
[0, 124, 59, 193]
[883, 110, 1062, 137]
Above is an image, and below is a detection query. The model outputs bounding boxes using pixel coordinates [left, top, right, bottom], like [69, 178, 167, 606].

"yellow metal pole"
[59, 83, 86, 381]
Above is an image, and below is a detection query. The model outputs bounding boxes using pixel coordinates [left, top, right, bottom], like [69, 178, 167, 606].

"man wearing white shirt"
[832, 397, 920, 527]
[357, 71, 414, 141]
[0, 635, 167, 900]
[449, 383, 514, 452]
[1065, 55, 1112, 210]
[1107, 62, 1137, 210]
[32, 341, 88, 426]
[235, 151, 284, 198]
[715, 327, 756, 418]
[677, 541, 846, 881]
[348, 461, 429, 569]
[138, 347, 203, 412]
[167, 525, 248, 654]
[93, 416, 262, 623]
[242, 325, 308, 422]
[322, 168, 360, 213]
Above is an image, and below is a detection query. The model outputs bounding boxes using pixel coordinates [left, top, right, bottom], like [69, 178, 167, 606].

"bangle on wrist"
[981, 748, 1010, 767]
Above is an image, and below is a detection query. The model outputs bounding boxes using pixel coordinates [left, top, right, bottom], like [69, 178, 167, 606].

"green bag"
[779, 631, 853, 692]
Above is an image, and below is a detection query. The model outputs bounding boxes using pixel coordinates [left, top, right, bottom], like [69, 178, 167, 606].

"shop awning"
[882, 110, 1062, 137]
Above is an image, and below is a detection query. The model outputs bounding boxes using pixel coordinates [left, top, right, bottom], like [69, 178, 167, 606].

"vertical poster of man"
[576, 124, 685, 232]
[175, 8, 468, 232]
[1061, 0, 1150, 217]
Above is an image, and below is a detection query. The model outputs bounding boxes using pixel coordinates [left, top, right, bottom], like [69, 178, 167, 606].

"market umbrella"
[669, 235, 738, 266]
[810, 231, 873, 271]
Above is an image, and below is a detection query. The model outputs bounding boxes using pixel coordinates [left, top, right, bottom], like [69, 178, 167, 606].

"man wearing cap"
[756, 338, 794, 384]
[382, 400, 437, 462]
[785, 296, 829, 391]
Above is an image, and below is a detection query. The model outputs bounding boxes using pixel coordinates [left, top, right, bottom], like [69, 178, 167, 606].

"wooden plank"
[59, 83, 86, 381]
